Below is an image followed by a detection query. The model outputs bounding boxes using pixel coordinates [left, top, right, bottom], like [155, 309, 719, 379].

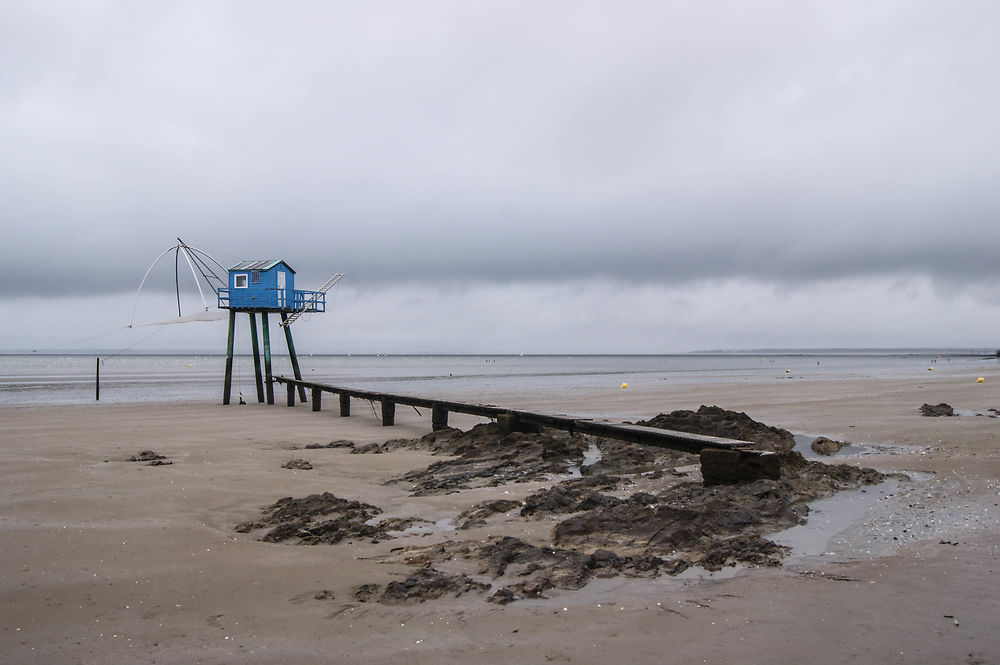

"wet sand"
[2, 370, 999, 664]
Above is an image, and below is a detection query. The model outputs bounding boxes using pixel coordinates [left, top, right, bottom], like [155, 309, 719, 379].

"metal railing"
[218, 288, 326, 312]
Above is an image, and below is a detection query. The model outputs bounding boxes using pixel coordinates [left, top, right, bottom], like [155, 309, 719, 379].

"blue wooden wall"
[226, 261, 296, 310]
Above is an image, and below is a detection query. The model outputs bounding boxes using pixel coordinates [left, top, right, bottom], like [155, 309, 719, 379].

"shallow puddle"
[566, 442, 603, 477]
[385, 516, 458, 537]
[676, 563, 745, 580]
[771, 479, 902, 561]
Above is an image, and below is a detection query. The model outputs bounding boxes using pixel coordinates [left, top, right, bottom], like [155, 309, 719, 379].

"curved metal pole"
[178, 244, 208, 311]
[185, 248, 227, 294]
[132, 241, 231, 327]
[174, 247, 182, 317]
[129, 245, 177, 327]
[187, 246, 228, 273]
[177, 238, 227, 294]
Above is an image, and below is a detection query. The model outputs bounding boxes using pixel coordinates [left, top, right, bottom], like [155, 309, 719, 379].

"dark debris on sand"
[920, 403, 955, 417]
[453, 499, 523, 529]
[634, 405, 797, 453]
[235, 492, 425, 545]
[304, 440, 356, 449]
[391, 424, 591, 494]
[354, 446, 886, 603]
[240, 406, 893, 604]
[354, 422, 697, 496]
[353, 569, 490, 605]
[125, 450, 172, 466]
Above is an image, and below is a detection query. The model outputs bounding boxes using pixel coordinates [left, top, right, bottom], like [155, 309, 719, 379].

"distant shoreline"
[2, 348, 998, 357]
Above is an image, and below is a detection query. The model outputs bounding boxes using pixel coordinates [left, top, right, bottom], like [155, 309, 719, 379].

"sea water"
[0, 351, 994, 406]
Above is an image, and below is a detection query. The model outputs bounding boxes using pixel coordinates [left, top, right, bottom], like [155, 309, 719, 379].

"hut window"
[251, 270, 261, 284]
[234, 273, 249, 288]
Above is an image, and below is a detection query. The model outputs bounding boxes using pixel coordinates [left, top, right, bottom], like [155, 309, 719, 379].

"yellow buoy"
[187, 363, 193, 367]
[620, 382, 628, 389]
[785, 369, 790, 373]
[977, 377, 985, 383]
[928, 367, 934, 371]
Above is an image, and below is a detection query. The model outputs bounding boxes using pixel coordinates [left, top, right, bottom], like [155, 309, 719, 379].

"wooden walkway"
[271, 377, 778, 475]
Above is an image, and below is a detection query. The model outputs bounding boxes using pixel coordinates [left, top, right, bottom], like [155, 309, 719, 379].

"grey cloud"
[3, 1, 1000, 300]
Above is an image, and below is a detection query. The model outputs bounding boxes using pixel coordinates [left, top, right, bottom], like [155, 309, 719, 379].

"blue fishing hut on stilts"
[218, 260, 342, 405]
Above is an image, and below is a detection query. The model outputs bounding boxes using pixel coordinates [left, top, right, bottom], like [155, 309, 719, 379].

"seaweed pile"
[237, 407, 888, 604]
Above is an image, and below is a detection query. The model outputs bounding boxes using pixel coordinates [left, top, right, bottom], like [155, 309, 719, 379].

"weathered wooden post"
[95, 357, 100, 401]
[280, 312, 307, 403]
[286, 380, 295, 406]
[248, 313, 265, 403]
[432, 405, 449, 430]
[312, 387, 322, 412]
[381, 398, 395, 426]
[700, 448, 780, 484]
[339, 393, 350, 417]
[223, 310, 236, 405]
[261, 314, 274, 405]
[496, 413, 541, 435]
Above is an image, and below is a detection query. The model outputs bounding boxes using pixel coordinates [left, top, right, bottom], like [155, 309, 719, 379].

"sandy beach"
[2, 369, 999, 664]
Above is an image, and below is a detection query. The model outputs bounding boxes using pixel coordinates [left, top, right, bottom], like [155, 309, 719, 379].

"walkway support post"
[248, 313, 264, 403]
[312, 387, 322, 412]
[223, 310, 236, 405]
[280, 313, 307, 402]
[261, 314, 274, 405]
[432, 406, 448, 430]
[381, 398, 395, 426]
[339, 393, 350, 417]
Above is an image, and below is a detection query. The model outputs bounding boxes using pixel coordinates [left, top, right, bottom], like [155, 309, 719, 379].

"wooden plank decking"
[273, 376, 761, 454]
[271, 376, 780, 482]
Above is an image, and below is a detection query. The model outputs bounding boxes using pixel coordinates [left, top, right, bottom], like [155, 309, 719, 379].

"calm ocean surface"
[1, 352, 996, 406]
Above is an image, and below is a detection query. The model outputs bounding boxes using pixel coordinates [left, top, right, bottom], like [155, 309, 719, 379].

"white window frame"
[234, 273, 249, 288]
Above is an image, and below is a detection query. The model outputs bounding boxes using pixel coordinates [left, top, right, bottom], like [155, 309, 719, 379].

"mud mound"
[519, 475, 625, 517]
[356, 569, 490, 605]
[779, 451, 886, 488]
[554, 483, 802, 553]
[700, 535, 788, 569]
[125, 450, 172, 465]
[236, 492, 395, 545]
[810, 436, 845, 455]
[584, 440, 694, 475]
[635, 405, 795, 453]
[304, 440, 356, 449]
[920, 403, 954, 417]
[386, 425, 696, 495]
[554, 452, 885, 555]
[453, 499, 522, 529]
[254, 408, 892, 605]
[354, 533, 697, 605]
[393, 425, 591, 495]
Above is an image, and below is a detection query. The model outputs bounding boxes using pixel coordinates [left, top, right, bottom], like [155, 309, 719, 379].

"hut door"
[277, 271, 286, 308]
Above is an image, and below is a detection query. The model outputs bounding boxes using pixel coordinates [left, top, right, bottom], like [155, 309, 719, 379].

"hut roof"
[228, 260, 295, 273]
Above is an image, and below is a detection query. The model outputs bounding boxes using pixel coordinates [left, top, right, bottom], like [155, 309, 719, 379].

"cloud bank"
[2, 1, 998, 351]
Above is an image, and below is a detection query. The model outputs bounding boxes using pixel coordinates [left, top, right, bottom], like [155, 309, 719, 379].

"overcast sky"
[3, 1, 999, 354]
